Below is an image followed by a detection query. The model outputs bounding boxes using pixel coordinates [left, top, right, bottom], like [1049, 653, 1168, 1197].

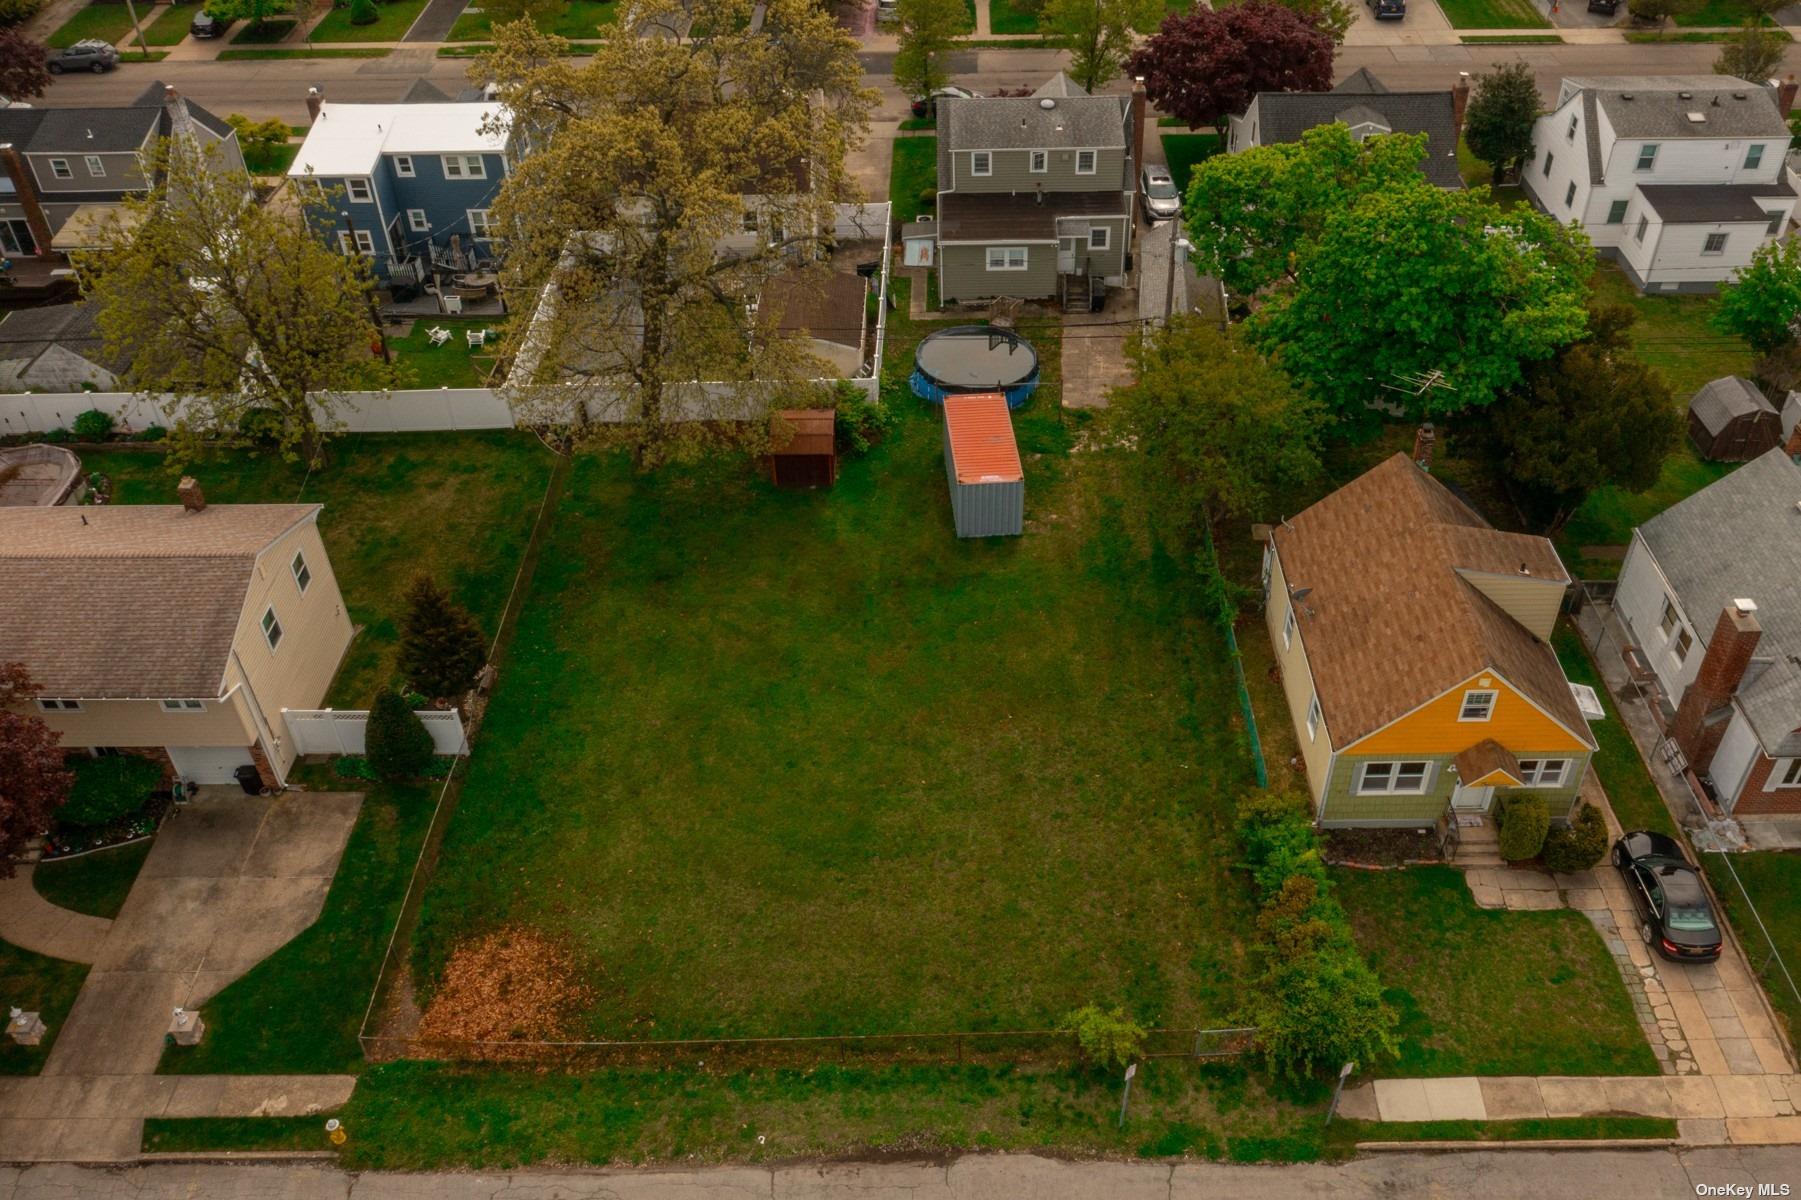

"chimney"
[177, 476, 206, 513]
[163, 84, 197, 147]
[1129, 76, 1147, 188]
[1413, 422, 1436, 472]
[1453, 72, 1471, 140]
[306, 86, 324, 124]
[1785, 408, 1801, 457]
[0, 144, 53, 260]
[1672, 600, 1762, 773]
[1781, 75, 1799, 119]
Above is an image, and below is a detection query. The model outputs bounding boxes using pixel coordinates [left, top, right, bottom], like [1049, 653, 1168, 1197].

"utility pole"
[120, 0, 152, 61]
[343, 212, 391, 365]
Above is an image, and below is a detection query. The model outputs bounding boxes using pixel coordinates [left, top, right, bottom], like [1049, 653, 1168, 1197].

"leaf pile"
[416, 925, 595, 1054]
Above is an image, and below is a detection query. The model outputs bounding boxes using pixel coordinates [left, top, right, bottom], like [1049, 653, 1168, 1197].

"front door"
[1451, 782, 1494, 812]
[1057, 237, 1077, 274]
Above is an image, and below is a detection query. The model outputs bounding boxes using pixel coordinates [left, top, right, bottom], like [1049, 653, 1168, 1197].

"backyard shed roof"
[943, 393, 1022, 483]
[0, 504, 318, 699]
[772, 409, 835, 456]
[1690, 376, 1776, 435]
[1270, 454, 1589, 748]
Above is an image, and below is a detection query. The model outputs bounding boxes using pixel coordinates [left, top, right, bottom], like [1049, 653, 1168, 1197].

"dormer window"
[1636, 144, 1658, 172]
[1075, 149, 1096, 175]
[971, 151, 991, 177]
[1745, 143, 1765, 170]
[1459, 689, 1496, 722]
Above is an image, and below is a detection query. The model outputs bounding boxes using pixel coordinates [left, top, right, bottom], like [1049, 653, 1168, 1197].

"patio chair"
[465, 328, 487, 348]
[427, 326, 451, 347]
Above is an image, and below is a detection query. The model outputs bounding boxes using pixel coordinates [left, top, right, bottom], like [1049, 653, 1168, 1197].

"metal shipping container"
[942, 393, 1024, 538]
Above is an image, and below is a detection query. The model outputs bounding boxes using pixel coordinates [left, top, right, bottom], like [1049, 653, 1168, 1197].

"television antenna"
[1380, 369, 1457, 398]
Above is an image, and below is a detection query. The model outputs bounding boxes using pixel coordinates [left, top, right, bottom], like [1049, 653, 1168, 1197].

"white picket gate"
[282, 707, 470, 757]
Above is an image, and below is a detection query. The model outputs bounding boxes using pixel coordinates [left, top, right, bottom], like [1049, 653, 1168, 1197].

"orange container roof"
[943, 393, 1022, 484]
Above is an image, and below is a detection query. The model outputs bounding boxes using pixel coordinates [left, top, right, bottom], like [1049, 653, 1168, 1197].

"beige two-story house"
[0, 483, 352, 788]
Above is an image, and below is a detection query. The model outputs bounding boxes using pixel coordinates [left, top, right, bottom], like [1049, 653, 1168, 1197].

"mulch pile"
[415, 925, 596, 1055]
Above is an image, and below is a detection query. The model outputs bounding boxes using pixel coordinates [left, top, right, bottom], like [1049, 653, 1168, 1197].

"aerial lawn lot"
[889, 137, 937, 224]
[1433, 0, 1549, 28]
[33, 841, 152, 920]
[90, 432, 555, 708]
[448, 0, 617, 40]
[1337, 868, 1659, 1078]
[415, 386, 1256, 1039]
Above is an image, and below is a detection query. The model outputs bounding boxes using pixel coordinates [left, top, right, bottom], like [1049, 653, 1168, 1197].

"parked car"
[189, 10, 230, 37]
[1140, 165, 1181, 223]
[1366, 0, 1405, 17]
[1587, 0, 1619, 11]
[46, 40, 119, 74]
[1611, 830, 1723, 963]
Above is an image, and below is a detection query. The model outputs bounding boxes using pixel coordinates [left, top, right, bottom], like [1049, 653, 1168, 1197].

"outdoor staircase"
[1062, 271, 1093, 313]
[1453, 815, 1504, 867]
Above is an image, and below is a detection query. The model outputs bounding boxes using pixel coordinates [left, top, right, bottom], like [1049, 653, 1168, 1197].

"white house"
[1521, 75, 1798, 292]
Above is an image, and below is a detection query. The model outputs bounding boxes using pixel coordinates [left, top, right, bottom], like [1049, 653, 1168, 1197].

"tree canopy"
[0, 664, 71, 876]
[1248, 180, 1594, 421]
[85, 137, 393, 466]
[0, 28, 50, 102]
[1127, 1, 1334, 134]
[1184, 123, 1430, 298]
[893, 0, 966, 99]
[1462, 62, 1538, 185]
[484, 0, 876, 468]
[1042, 0, 1160, 94]
[1715, 22, 1788, 82]
[1712, 236, 1801, 354]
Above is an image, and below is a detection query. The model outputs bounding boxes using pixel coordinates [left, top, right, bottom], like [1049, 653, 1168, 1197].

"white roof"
[289, 101, 509, 178]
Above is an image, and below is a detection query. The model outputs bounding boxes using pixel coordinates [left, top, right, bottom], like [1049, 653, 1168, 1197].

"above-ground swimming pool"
[910, 325, 1040, 409]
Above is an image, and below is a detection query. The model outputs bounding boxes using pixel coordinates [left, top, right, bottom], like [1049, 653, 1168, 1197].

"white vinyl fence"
[0, 388, 515, 436]
[283, 707, 470, 757]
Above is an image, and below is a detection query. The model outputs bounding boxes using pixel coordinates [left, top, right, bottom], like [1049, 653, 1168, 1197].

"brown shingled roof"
[0, 504, 318, 698]
[1271, 454, 1591, 749]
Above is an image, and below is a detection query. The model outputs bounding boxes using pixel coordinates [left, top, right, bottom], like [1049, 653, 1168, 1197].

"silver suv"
[47, 40, 119, 74]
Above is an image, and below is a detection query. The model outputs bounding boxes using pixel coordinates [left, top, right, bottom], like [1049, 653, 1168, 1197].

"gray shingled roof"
[1333, 68, 1390, 96]
[1638, 449, 1801, 757]
[1638, 181, 1796, 223]
[1245, 89, 1463, 188]
[1564, 75, 1789, 140]
[941, 76, 1127, 153]
[0, 302, 131, 375]
[1690, 376, 1777, 436]
[0, 84, 233, 154]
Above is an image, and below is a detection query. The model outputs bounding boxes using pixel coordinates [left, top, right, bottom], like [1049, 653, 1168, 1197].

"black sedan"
[1611, 830, 1723, 963]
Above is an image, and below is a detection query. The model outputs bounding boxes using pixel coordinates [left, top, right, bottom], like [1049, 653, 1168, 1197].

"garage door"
[167, 745, 255, 785]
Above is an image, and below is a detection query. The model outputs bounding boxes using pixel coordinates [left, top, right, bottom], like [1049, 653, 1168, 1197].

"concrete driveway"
[1343, 0, 1454, 47]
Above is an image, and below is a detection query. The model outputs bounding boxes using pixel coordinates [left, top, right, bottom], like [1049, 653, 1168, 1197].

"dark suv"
[46, 40, 119, 74]
[1367, 0, 1406, 18]
[190, 10, 230, 37]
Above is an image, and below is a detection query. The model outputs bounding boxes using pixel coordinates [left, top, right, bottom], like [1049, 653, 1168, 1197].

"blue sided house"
[288, 88, 512, 301]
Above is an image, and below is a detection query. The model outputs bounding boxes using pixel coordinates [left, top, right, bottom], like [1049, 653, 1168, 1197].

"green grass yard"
[1553, 625, 1680, 838]
[390, 318, 503, 389]
[988, 0, 1039, 32]
[1160, 133, 1220, 200]
[1672, 0, 1771, 24]
[1433, 0, 1549, 27]
[0, 941, 88, 1075]
[448, 0, 617, 40]
[889, 136, 937, 224]
[141, 1, 200, 45]
[228, 17, 297, 42]
[91, 433, 555, 708]
[33, 841, 151, 920]
[310, 0, 431, 41]
[1336, 867, 1660, 1078]
[1699, 851, 1801, 1042]
[47, 1, 137, 47]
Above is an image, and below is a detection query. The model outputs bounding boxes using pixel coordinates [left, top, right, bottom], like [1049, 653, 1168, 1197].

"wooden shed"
[1689, 376, 1782, 462]
[767, 409, 838, 489]
[942, 393, 1023, 538]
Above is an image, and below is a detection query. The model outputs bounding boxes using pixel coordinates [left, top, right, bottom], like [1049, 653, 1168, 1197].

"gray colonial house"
[1225, 68, 1466, 189]
[902, 73, 1141, 308]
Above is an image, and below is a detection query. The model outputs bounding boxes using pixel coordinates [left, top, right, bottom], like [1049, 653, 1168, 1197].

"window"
[1636, 144, 1658, 172]
[1282, 603, 1296, 649]
[83, 155, 104, 178]
[1659, 597, 1680, 638]
[1674, 627, 1694, 664]
[442, 154, 487, 180]
[1542, 151, 1554, 177]
[1306, 693, 1322, 742]
[742, 207, 759, 233]
[407, 209, 430, 232]
[1459, 690, 1497, 722]
[35, 698, 80, 712]
[261, 606, 283, 651]
[1774, 759, 1801, 788]
[291, 550, 311, 594]
[1703, 232, 1729, 255]
[970, 151, 991, 177]
[1768, 211, 1786, 237]
[1564, 181, 1577, 208]
[337, 230, 375, 256]
[346, 177, 372, 202]
[1566, 113, 1579, 141]
[1357, 761, 1431, 795]
[160, 699, 205, 713]
[986, 246, 1028, 271]
[1602, 199, 1629, 225]
[467, 209, 496, 240]
[1746, 143, 1765, 170]
[1635, 216, 1649, 244]
[48, 158, 70, 180]
[1088, 225, 1110, 251]
[394, 155, 415, 178]
[1075, 150, 1096, 175]
[1517, 759, 1569, 788]
[1029, 150, 1047, 173]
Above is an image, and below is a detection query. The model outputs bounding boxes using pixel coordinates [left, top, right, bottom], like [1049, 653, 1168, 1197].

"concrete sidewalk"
[0, 866, 113, 964]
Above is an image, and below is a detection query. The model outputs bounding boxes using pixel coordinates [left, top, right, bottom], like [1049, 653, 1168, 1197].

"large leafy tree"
[1715, 21, 1788, 81]
[1127, 1, 1334, 135]
[1042, 0, 1160, 94]
[1463, 62, 1538, 185]
[1109, 315, 1323, 547]
[1475, 303, 1681, 535]
[1712, 236, 1801, 354]
[1185, 123, 1428, 298]
[1249, 181, 1593, 421]
[85, 139, 394, 466]
[487, 1, 876, 468]
[0, 664, 72, 876]
[893, 0, 966, 99]
[0, 28, 50, 101]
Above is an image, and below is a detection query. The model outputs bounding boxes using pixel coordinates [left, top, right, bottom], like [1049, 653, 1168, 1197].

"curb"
[1356, 1138, 1681, 1152]
[137, 1151, 339, 1164]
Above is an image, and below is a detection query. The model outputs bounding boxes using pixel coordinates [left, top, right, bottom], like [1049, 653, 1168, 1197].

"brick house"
[0, 484, 352, 789]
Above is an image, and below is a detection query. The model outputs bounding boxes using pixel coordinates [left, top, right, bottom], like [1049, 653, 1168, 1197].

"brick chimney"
[1672, 600, 1762, 772]
[1786, 409, 1801, 457]
[1779, 74, 1798, 119]
[177, 476, 206, 513]
[306, 86, 324, 124]
[1130, 76, 1147, 186]
[1413, 422, 1436, 471]
[163, 84, 197, 145]
[0, 144, 53, 260]
[1452, 72, 1472, 139]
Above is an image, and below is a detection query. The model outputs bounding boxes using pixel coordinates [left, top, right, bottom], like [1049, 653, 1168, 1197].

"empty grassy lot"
[415, 370, 1256, 1040]
[46, 0, 137, 47]
[1336, 867, 1659, 1078]
[448, 0, 617, 40]
[890, 136, 937, 224]
[91, 432, 555, 708]
[309, 0, 432, 41]
[1433, 0, 1549, 27]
